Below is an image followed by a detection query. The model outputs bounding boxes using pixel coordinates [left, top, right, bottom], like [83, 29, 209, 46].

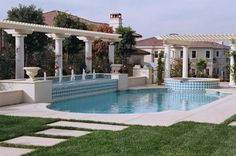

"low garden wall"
[0, 90, 23, 106]
[128, 76, 147, 87]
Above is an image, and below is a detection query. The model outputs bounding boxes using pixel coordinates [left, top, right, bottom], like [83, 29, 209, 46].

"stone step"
[228, 121, 236, 126]
[48, 121, 128, 131]
[0, 146, 34, 156]
[3, 136, 66, 147]
[36, 128, 91, 137]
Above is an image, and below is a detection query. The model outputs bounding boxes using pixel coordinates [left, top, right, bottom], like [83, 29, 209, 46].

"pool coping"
[0, 86, 236, 126]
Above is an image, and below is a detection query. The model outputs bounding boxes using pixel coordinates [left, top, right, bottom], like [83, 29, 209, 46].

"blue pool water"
[48, 89, 227, 114]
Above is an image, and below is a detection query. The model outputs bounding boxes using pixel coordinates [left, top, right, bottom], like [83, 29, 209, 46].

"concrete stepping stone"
[228, 121, 236, 126]
[0, 146, 34, 156]
[48, 121, 128, 131]
[36, 128, 91, 137]
[3, 136, 66, 147]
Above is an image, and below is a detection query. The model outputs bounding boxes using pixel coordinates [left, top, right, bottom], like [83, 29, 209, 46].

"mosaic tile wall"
[52, 79, 118, 101]
[165, 79, 219, 91]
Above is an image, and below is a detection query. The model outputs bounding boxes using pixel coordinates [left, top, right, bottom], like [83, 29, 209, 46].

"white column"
[46, 34, 67, 76]
[109, 43, 115, 64]
[4, 29, 32, 79]
[164, 44, 171, 78]
[15, 35, 26, 79]
[182, 46, 189, 79]
[229, 44, 236, 87]
[85, 39, 93, 72]
[54, 38, 64, 76]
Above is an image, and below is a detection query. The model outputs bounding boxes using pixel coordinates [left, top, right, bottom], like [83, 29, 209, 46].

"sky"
[0, 0, 236, 38]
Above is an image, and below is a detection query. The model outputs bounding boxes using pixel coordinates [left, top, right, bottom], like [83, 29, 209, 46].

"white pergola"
[156, 34, 236, 87]
[0, 20, 121, 78]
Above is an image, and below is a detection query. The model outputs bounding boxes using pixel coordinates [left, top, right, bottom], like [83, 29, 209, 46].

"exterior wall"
[128, 76, 147, 87]
[129, 55, 145, 65]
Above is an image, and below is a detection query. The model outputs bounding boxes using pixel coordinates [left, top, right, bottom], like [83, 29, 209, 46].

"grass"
[0, 115, 236, 156]
[0, 115, 56, 141]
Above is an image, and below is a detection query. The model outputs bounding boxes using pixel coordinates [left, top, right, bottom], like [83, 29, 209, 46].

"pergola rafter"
[156, 34, 236, 43]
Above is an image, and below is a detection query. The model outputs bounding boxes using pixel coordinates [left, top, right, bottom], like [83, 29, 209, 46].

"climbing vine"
[230, 51, 236, 82]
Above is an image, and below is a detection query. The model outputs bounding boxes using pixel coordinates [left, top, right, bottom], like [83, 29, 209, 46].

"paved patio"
[0, 83, 235, 126]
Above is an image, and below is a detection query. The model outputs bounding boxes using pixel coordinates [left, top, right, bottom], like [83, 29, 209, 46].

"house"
[43, 11, 145, 63]
[136, 37, 230, 79]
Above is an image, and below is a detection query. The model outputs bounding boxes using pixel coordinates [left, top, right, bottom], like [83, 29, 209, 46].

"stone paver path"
[228, 121, 236, 126]
[0, 146, 34, 156]
[48, 121, 128, 131]
[0, 120, 129, 155]
[3, 136, 66, 147]
[36, 128, 91, 137]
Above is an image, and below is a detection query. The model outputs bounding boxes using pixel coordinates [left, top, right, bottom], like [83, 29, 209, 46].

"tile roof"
[132, 49, 150, 55]
[136, 37, 163, 46]
[136, 37, 230, 49]
[43, 10, 108, 27]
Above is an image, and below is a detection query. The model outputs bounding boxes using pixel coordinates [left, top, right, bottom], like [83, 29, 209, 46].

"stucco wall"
[128, 76, 147, 87]
[0, 90, 23, 106]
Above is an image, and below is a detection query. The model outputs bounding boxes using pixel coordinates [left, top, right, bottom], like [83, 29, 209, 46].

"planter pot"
[24, 67, 41, 81]
[111, 64, 122, 73]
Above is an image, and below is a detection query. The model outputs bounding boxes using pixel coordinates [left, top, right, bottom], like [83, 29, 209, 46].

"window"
[180, 51, 183, 58]
[154, 51, 159, 58]
[206, 51, 210, 58]
[192, 51, 196, 58]
[216, 51, 219, 57]
[206, 68, 210, 75]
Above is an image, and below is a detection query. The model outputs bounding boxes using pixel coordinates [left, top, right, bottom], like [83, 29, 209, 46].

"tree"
[92, 24, 113, 73]
[54, 13, 88, 74]
[171, 58, 182, 77]
[157, 51, 164, 85]
[115, 26, 136, 64]
[196, 59, 208, 77]
[7, 4, 48, 67]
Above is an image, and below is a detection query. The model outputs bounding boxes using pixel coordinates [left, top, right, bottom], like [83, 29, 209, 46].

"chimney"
[109, 13, 122, 32]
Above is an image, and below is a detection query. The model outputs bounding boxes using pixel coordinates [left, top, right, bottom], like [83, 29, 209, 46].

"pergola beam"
[0, 20, 121, 41]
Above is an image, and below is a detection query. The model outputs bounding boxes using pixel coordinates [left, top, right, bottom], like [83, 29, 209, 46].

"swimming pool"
[48, 89, 227, 114]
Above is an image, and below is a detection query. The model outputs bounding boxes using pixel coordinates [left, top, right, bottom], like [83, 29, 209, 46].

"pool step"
[48, 121, 128, 131]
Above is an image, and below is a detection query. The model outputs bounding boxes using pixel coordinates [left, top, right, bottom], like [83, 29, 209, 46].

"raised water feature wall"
[52, 79, 118, 101]
[51, 73, 128, 101]
[165, 78, 220, 91]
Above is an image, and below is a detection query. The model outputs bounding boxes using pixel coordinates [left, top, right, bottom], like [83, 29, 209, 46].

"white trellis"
[0, 20, 121, 78]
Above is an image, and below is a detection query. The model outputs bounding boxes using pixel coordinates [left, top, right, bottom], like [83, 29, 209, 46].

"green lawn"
[0, 115, 56, 142]
[0, 115, 236, 156]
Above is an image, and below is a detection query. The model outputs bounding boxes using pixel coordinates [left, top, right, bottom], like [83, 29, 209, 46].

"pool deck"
[0, 82, 236, 126]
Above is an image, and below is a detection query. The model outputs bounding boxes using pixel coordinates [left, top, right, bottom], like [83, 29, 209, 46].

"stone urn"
[24, 67, 41, 81]
[111, 64, 122, 74]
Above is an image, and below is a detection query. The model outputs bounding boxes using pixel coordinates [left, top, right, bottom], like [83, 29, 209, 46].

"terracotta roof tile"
[136, 37, 163, 46]
[132, 49, 150, 55]
[136, 37, 230, 49]
[43, 10, 108, 27]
